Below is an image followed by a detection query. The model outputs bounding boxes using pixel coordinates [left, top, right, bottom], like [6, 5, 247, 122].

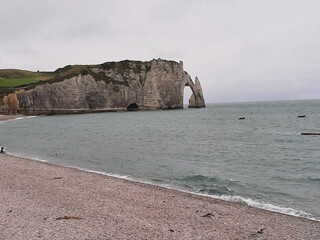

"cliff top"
[0, 59, 179, 89]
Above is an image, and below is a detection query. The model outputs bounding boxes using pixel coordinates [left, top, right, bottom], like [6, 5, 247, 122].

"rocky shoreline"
[0, 154, 319, 239]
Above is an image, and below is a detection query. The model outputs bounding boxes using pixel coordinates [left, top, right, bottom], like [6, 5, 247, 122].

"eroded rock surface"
[16, 59, 205, 115]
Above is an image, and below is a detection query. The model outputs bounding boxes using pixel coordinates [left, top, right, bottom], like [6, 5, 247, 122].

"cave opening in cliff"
[127, 102, 139, 111]
[183, 87, 192, 108]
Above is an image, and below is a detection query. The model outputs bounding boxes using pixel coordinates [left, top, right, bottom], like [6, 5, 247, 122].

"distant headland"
[0, 59, 205, 115]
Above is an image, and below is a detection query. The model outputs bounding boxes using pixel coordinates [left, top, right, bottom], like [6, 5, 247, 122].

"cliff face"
[15, 59, 205, 115]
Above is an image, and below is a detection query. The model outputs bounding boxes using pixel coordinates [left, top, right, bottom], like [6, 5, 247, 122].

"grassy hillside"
[0, 69, 51, 105]
[0, 60, 151, 89]
[0, 69, 51, 87]
[0, 69, 37, 78]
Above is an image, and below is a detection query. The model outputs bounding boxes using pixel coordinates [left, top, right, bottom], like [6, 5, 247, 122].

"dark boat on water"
[301, 132, 320, 136]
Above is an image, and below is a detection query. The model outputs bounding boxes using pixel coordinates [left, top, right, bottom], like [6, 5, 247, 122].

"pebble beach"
[0, 154, 319, 240]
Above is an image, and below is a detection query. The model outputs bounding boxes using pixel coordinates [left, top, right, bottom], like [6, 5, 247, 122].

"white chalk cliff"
[16, 59, 205, 115]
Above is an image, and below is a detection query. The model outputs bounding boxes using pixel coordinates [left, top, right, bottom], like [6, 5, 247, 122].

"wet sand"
[0, 154, 319, 240]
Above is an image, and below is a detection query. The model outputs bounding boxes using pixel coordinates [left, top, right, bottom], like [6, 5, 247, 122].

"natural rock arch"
[182, 76, 205, 108]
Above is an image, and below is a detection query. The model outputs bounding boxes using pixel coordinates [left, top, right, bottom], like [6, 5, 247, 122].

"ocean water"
[1, 99, 320, 221]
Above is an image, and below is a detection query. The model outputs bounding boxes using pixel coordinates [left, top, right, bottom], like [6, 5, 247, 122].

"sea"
[1, 99, 319, 221]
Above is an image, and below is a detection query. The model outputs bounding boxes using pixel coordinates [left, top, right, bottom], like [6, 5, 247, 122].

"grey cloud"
[1, 0, 320, 102]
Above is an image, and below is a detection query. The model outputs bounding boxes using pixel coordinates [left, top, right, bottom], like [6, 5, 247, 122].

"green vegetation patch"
[48, 65, 90, 84]
[0, 69, 35, 78]
[0, 69, 48, 88]
[100, 60, 148, 75]
[0, 76, 40, 87]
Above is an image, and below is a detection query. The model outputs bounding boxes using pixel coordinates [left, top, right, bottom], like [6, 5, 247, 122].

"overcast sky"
[1, 0, 319, 103]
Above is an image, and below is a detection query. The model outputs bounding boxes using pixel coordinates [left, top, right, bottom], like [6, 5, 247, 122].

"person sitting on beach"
[0, 147, 5, 154]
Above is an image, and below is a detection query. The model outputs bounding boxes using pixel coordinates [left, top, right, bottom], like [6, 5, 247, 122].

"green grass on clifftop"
[0, 69, 51, 87]
[0, 60, 154, 93]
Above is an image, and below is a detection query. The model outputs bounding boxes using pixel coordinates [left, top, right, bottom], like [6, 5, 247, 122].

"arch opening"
[127, 102, 139, 111]
[183, 86, 193, 108]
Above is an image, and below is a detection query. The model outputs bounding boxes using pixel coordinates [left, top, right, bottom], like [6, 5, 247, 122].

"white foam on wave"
[8, 152, 133, 180]
[210, 194, 319, 222]
[0, 115, 38, 124]
[105, 176, 320, 222]
[14, 116, 38, 121]
[9, 152, 47, 162]
[128, 177, 320, 222]
[72, 167, 133, 181]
